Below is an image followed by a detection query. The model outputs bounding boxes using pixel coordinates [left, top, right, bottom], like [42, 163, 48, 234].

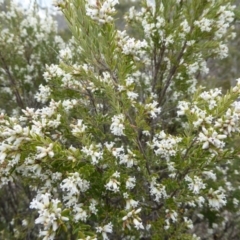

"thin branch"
[0, 51, 25, 109]
[182, 137, 197, 160]
[152, 44, 166, 92]
[126, 112, 151, 175]
[158, 40, 187, 106]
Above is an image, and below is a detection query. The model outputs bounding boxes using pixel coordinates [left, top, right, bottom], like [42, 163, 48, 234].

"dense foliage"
[0, 1, 65, 114]
[1, 0, 240, 239]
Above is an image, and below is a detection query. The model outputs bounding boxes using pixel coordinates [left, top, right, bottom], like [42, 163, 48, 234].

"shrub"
[1, 0, 240, 239]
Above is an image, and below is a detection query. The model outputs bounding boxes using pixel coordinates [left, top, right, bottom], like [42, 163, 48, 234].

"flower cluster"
[30, 193, 68, 240]
[110, 114, 125, 136]
[0, 1, 63, 114]
[150, 177, 168, 202]
[85, 0, 119, 24]
[150, 131, 182, 160]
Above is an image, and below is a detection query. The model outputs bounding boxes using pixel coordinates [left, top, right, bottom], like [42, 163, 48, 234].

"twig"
[158, 40, 187, 106]
[0, 51, 25, 109]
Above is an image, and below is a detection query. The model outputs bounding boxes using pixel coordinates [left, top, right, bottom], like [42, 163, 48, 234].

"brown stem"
[126, 113, 151, 175]
[152, 44, 166, 93]
[158, 40, 187, 106]
[0, 51, 25, 109]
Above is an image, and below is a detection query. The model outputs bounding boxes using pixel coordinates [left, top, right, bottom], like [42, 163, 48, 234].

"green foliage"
[1, 0, 240, 239]
[0, 1, 63, 114]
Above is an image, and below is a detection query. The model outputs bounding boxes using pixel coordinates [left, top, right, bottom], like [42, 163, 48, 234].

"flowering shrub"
[1, 0, 240, 239]
[0, 0, 65, 114]
[0, 1, 66, 238]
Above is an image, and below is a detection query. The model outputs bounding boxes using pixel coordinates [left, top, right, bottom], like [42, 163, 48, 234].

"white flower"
[105, 178, 120, 192]
[122, 208, 143, 230]
[198, 127, 226, 149]
[86, 0, 119, 24]
[233, 198, 239, 207]
[43, 64, 64, 82]
[187, 62, 199, 75]
[150, 177, 168, 202]
[142, 130, 150, 136]
[125, 199, 139, 210]
[126, 176, 136, 189]
[73, 204, 88, 222]
[208, 188, 227, 210]
[112, 171, 120, 178]
[60, 172, 90, 195]
[59, 47, 73, 61]
[82, 144, 103, 165]
[110, 114, 125, 136]
[180, 19, 190, 33]
[133, 218, 144, 230]
[35, 84, 51, 104]
[185, 175, 206, 194]
[71, 119, 87, 136]
[196, 196, 205, 207]
[146, 0, 156, 11]
[119, 149, 137, 167]
[164, 209, 178, 230]
[127, 91, 138, 101]
[151, 131, 182, 160]
[165, 209, 178, 223]
[36, 143, 54, 159]
[177, 101, 189, 116]
[194, 18, 212, 32]
[116, 30, 147, 58]
[29, 193, 68, 238]
[123, 192, 129, 199]
[96, 222, 113, 240]
[22, 219, 28, 226]
[62, 99, 78, 111]
[202, 170, 217, 181]
[145, 100, 161, 119]
[200, 88, 221, 109]
[89, 199, 98, 215]
[183, 217, 193, 229]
